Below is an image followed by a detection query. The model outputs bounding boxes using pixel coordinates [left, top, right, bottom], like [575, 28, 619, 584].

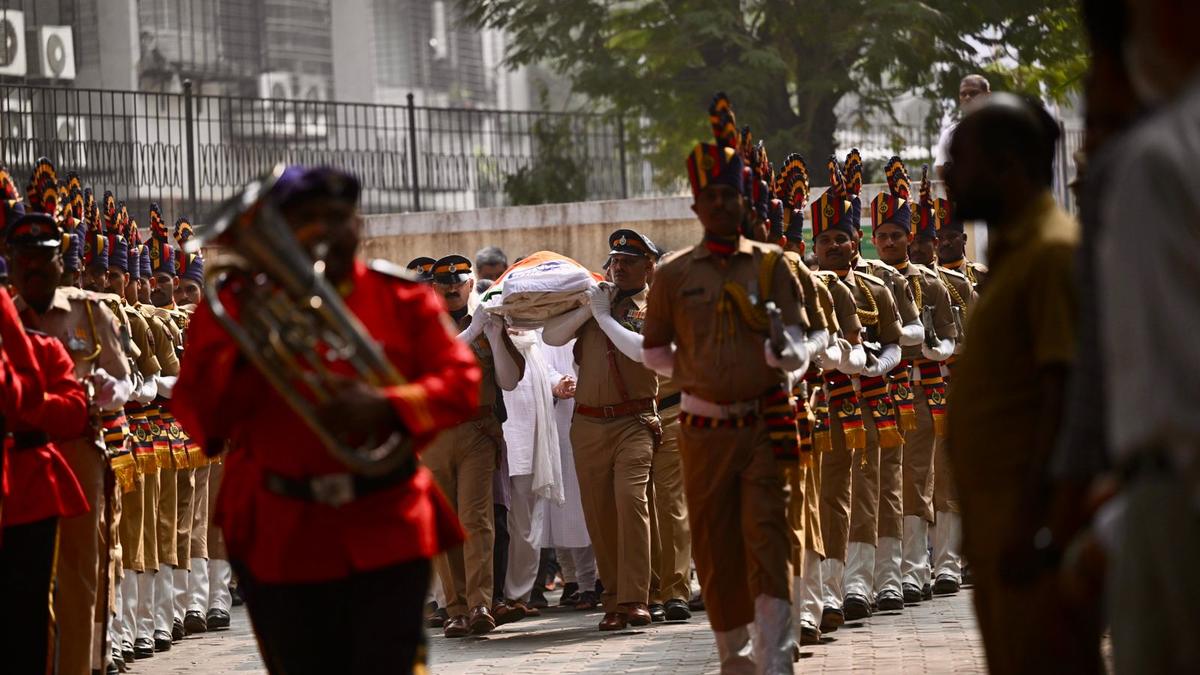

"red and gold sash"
[809, 369, 833, 453]
[824, 371, 865, 450]
[889, 362, 918, 431]
[145, 405, 172, 468]
[859, 374, 903, 448]
[763, 386, 801, 464]
[915, 358, 948, 437]
[126, 404, 158, 474]
[791, 379, 815, 467]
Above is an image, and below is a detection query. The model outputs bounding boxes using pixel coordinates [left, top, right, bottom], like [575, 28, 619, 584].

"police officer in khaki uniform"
[809, 156, 905, 628]
[647, 374, 692, 623]
[869, 160, 958, 609]
[935, 204, 988, 290]
[911, 194, 977, 598]
[642, 93, 811, 673]
[425, 254, 524, 637]
[543, 228, 660, 631]
[8, 160, 135, 675]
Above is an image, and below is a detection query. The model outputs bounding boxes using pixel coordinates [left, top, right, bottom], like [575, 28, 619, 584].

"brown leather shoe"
[492, 601, 527, 626]
[598, 611, 628, 631]
[468, 605, 496, 635]
[443, 615, 470, 638]
[621, 602, 652, 627]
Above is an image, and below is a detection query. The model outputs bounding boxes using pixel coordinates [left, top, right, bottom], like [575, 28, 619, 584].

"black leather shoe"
[184, 609, 208, 634]
[902, 583, 923, 604]
[153, 629, 172, 652]
[559, 582, 580, 606]
[922, 583, 933, 601]
[171, 617, 185, 642]
[426, 606, 448, 628]
[529, 588, 549, 609]
[877, 590, 905, 611]
[664, 598, 692, 621]
[121, 640, 135, 665]
[843, 593, 872, 620]
[820, 606, 843, 633]
[932, 575, 960, 595]
[800, 624, 822, 646]
[206, 608, 231, 630]
[106, 661, 120, 675]
[574, 590, 600, 611]
[111, 646, 125, 673]
[443, 615, 470, 638]
[648, 603, 666, 622]
[133, 637, 155, 658]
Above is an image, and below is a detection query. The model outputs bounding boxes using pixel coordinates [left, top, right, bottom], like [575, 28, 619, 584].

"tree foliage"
[504, 114, 590, 205]
[463, 0, 1085, 187]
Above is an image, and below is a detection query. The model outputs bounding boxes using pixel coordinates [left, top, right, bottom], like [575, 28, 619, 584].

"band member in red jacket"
[172, 166, 482, 675]
[1, 216, 91, 675]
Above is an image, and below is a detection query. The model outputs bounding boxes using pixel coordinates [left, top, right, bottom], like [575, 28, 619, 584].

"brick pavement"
[134, 588, 986, 674]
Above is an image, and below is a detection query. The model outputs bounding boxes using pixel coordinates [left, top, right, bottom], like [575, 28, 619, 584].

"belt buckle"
[603, 405, 616, 418]
[310, 473, 355, 508]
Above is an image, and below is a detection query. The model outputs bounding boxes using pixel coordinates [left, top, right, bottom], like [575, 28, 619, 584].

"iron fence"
[0, 81, 668, 223]
[0, 81, 1081, 224]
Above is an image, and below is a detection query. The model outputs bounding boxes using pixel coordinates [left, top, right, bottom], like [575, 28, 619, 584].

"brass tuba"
[187, 164, 411, 476]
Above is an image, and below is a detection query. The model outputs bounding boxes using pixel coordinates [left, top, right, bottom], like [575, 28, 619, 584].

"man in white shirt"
[934, 74, 991, 180]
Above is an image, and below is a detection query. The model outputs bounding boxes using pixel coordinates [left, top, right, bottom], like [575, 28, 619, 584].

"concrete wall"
[360, 183, 988, 272]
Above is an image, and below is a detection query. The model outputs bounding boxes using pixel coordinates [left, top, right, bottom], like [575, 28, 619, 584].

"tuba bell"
[187, 164, 411, 476]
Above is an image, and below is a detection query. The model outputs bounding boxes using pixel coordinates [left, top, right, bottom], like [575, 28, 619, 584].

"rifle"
[921, 305, 939, 349]
[765, 301, 786, 358]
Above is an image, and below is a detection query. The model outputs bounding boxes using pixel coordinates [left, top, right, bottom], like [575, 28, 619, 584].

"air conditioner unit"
[0, 94, 32, 165]
[236, 72, 295, 139]
[55, 115, 87, 169]
[0, 10, 27, 77]
[295, 75, 328, 139]
[37, 26, 75, 80]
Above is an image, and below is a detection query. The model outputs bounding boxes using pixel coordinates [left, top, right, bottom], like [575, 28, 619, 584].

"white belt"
[680, 392, 760, 419]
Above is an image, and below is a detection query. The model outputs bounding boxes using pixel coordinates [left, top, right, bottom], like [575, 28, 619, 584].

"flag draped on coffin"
[482, 251, 603, 328]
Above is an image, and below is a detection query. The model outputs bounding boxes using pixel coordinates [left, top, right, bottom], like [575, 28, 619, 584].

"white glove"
[840, 342, 867, 375]
[815, 336, 843, 370]
[803, 329, 829, 367]
[642, 344, 675, 378]
[921, 337, 956, 362]
[861, 343, 901, 378]
[456, 310, 488, 343]
[586, 283, 614, 319]
[900, 321, 924, 347]
[155, 374, 178, 399]
[133, 375, 158, 404]
[91, 369, 134, 410]
[763, 325, 809, 373]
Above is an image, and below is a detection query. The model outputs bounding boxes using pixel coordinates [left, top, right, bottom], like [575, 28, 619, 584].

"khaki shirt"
[124, 303, 161, 378]
[836, 268, 903, 347]
[936, 266, 977, 341]
[856, 257, 919, 326]
[941, 258, 989, 291]
[643, 237, 807, 403]
[814, 270, 860, 341]
[784, 251, 826, 334]
[896, 261, 957, 360]
[140, 305, 181, 377]
[948, 193, 1078, 495]
[17, 286, 132, 382]
[574, 286, 658, 407]
[456, 313, 498, 409]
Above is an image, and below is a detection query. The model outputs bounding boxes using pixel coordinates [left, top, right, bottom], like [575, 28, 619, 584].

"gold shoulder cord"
[81, 300, 103, 362]
[909, 273, 923, 308]
[939, 269, 966, 308]
[825, 272, 879, 326]
[964, 262, 977, 286]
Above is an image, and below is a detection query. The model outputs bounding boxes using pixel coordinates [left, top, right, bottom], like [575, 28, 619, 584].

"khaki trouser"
[648, 410, 691, 605]
[679, 420, 791, 632]
[877, 434, 903, 541]
[141, 470, 160, 571]
[933, 437, 959, 514]
[157, 467, 179, 567]
[55, 439, 105, 675]
[902, 384, 937, 523]
[572, 413, 654, 613]
[175, 468, 195, 570]
[190, 465, 210, 559]
[207, 463, 228, 561]
[850, 412, 884, 544]
[120, 478, 145, 573]
[785, 464, 806, 568]
[802, 462, 824, 559]
[424, 417, 499, 617]
[819, 416, 853, 562]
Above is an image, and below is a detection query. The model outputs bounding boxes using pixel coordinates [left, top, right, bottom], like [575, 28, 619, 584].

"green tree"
[504, 114, 590, 205]
[464, 1, 1085, 187]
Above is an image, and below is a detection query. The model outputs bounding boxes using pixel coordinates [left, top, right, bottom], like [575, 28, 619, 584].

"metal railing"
[0, 81, 669, 221]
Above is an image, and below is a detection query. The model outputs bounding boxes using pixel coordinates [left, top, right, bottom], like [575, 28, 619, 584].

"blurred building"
[0, 0, 537, 109]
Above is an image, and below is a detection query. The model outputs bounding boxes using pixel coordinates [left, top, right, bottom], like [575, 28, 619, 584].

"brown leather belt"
[575, 398, 655, 419]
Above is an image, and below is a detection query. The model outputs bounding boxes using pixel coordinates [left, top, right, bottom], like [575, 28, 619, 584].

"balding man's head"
[946, 93, 1060, 222]
[959, 75, 990, 108]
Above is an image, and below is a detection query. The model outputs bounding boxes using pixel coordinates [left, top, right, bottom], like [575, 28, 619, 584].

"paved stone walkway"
[135, 588, 987, 673]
